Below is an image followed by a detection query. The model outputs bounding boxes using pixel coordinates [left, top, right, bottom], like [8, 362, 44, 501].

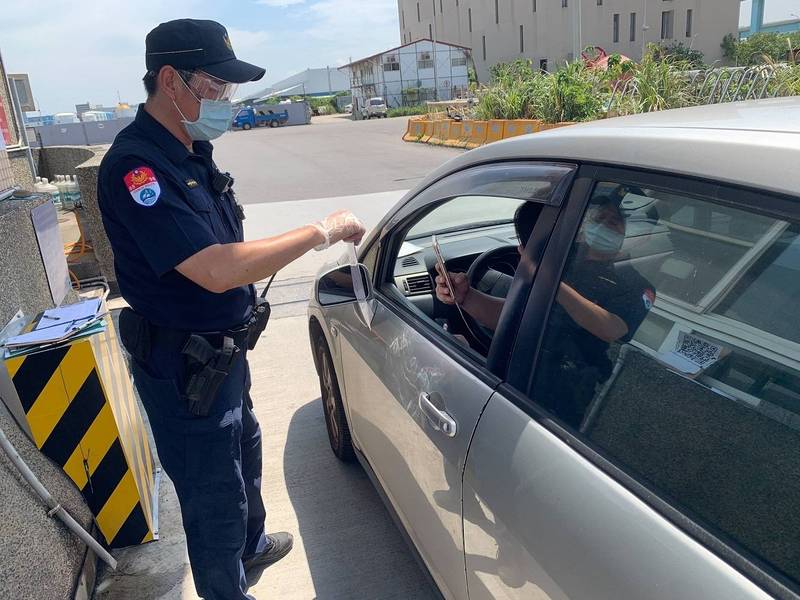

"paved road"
[213, 114, 462, 204]
[96, 115, 455, 600]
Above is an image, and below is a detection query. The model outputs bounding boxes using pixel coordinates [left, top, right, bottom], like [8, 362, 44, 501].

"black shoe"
[243, 532, 294, 586]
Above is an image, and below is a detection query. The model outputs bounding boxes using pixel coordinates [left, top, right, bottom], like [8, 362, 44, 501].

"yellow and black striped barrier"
[2, 307, 158, 548]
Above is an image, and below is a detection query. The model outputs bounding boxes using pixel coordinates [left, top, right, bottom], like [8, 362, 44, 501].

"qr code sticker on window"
[675, 331, 722, 369]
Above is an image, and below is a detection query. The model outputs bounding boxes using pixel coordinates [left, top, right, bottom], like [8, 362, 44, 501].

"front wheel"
[315, 336, 355, 462]
[242, 123, 252, 130]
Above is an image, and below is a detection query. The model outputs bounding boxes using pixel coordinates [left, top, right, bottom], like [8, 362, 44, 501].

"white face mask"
[584, 222, 625, 254]
[173, 77, 233, 141]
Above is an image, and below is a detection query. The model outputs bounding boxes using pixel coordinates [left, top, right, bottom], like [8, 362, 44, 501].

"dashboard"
[391, 223, 520, 317]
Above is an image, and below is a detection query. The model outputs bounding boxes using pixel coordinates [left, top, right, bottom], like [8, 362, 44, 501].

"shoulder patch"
[124, 166, 161, 206]
[642, 288, 655, 311]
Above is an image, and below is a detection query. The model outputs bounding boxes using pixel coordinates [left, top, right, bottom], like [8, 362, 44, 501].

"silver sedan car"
[307, 98, 800, 600]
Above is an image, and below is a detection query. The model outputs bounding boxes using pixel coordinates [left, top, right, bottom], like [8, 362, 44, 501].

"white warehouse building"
[398, 0, 740, 83]
[339, 39, 472, 113]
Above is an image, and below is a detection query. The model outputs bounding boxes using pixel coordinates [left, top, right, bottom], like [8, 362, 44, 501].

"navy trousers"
[131, 341, 270, 600]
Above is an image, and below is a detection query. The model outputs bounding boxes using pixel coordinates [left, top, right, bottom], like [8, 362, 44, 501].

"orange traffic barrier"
[540, 121, 577, 131]
[456, 121, 473, 148]
[429, 120, 450, 145]
[419, 120, 435, 143]
[403, 119, 427, 142]
[485, 120, 505, 144]
[465, 121, 488, 149]
[503, 119, 542, 139]
[443, 120, 464, 147]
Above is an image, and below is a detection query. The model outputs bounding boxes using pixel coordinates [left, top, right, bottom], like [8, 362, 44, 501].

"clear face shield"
[180, 70, 238, 102]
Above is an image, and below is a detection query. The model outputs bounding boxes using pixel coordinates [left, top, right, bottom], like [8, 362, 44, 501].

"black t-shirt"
[553, 257, 655, 374]
[536, 255, 655, 426]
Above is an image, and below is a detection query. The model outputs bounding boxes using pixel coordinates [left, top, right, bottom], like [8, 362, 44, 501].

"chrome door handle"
[330, 325, 339, 338]
[419, 393, 457, 437]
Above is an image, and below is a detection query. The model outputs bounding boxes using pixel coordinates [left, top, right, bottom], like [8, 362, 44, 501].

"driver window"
[387, 194, 547, 356]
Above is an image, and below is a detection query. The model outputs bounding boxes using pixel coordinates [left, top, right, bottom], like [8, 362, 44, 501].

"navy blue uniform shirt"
[98, 105, 253, 332]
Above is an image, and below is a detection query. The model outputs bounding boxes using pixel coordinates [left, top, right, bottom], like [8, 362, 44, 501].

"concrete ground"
[95, 116, 462, 600]
[212, 114, 461, 204]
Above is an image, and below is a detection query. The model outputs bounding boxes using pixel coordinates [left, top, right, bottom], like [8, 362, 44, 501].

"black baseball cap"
[145, 19, 265, 83]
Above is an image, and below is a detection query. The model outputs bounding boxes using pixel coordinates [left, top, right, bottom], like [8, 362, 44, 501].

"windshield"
[370, 99, 384, 106]
[407, 196, 525, 239]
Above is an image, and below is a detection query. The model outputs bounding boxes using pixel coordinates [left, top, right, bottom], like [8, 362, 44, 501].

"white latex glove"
[310, 210, 366, 251]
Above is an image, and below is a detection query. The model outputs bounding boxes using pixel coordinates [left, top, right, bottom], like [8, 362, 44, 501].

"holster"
[181, 334, 239, 417]
[120, 307, 256, 418]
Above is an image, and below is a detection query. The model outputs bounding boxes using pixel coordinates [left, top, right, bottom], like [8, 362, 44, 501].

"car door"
[337, 162, 576, 599]
[463, 166, 800, 599]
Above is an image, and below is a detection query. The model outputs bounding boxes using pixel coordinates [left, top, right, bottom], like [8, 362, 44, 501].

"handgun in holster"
[182, 334, 239, 417]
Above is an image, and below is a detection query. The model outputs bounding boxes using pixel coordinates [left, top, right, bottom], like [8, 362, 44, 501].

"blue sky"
[2, 0, 798, 115]
[2, 0, 399, 114]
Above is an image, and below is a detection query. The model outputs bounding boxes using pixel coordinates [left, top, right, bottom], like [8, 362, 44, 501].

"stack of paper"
[2, 298, 105, 353]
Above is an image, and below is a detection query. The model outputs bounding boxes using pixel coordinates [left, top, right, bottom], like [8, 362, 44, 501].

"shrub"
[388, 105, 428, 118]
[308, 95, 345, 115]
[475, 59, 542, 120]
[649, 42, 705, 69]
[538, 61, 606, 123]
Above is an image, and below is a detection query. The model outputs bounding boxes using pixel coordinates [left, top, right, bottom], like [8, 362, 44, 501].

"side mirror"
[317, 264, 372, 307]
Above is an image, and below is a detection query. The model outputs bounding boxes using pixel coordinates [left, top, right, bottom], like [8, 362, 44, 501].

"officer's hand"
[435, 263, 470, 305]
[311, 210, 366, 250]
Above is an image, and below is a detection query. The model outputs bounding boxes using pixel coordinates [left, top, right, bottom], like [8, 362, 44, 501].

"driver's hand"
[435, 264, 470, 305]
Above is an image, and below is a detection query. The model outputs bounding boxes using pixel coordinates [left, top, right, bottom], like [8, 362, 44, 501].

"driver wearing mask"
[437, 196, 655, 427]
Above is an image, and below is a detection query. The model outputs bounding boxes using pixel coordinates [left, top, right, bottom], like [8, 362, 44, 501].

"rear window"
[529, 179, 800, 589]
[370, 99, 384, 106]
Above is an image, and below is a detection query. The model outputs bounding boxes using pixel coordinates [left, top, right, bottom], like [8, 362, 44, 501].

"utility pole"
[573, 0, 583, 60]
[432, 0, 439, 101]
[642, 0, 649, 59]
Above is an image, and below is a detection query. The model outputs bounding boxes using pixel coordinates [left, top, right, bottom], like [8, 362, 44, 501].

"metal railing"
[607, 63, 798, 115]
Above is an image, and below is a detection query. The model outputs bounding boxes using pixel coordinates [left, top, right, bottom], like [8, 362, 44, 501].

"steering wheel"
[461, 245, 521, 350]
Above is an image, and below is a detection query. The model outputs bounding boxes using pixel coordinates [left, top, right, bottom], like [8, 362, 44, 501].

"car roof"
[423, 98, 800, 198]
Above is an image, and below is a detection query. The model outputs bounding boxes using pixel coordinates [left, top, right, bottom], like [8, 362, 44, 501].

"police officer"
[97, 19, 365, 600]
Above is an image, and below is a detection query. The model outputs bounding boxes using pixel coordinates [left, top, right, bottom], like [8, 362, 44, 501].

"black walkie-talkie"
[247, 273, 276, 350]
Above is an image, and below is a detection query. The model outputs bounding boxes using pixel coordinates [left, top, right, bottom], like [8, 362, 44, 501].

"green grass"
[388, 105, 428, 118]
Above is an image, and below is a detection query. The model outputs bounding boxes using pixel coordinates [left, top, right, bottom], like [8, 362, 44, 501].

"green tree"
[723, 31, 800, 65]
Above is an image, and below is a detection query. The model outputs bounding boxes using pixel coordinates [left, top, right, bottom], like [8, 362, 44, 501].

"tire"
[269, 120, 278, 128]
[243, 123, 252, 130]
[315, 335, 355, 462]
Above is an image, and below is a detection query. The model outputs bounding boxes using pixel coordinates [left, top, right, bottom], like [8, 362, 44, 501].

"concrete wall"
[7, 148, 35, 190]
[32, 118, 134, 148]
[35, 146, 97, 182]
[72, 148, 116, 293]
[399, 0, 740, 82]
[0, 197, 94, 600]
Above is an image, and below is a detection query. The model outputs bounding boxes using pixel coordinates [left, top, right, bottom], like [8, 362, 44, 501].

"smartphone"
[432, 235, 457, 304]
